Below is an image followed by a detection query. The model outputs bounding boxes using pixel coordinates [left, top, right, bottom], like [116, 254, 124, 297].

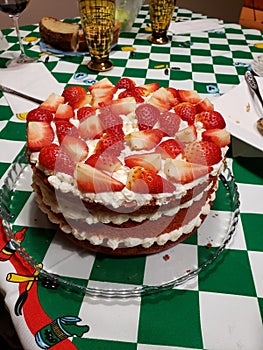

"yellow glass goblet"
[148, 0, 176, 45]
[78, 0, 116, 72]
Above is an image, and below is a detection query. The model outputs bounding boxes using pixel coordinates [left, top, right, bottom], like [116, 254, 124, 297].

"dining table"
[0, 4, 263, 350]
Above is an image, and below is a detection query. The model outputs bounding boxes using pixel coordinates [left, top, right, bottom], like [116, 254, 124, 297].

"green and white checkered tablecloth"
[0, 5, 263, 350]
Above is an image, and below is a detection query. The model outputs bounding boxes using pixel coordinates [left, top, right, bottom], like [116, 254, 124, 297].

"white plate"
[213, 78, 263, 152]
[251, 55, 263, 77]
[39, 41, 89, 57]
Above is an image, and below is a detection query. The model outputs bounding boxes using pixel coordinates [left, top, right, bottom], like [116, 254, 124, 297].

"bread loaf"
[39, 16, 121, 53]
[39, 17, 80, 52]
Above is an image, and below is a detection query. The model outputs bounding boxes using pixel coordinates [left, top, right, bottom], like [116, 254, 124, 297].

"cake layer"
[31, 166, 218, 253]
[32, 166, 217, 223]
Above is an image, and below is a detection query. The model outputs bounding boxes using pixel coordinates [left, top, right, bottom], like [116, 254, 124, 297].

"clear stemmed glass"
[0, 0, 37, 67]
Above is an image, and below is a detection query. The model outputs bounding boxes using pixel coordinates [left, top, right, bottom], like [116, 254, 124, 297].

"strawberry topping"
[156, 139, 184, 159]
[76, 163, 124, 193]
[54, 103, 75, 120]
[26, 108, 53, 123]
[77, 106, 97, 121]
[39, 144, 76, 176]
[99, 107, 124, 137]
[184, 141, 222, 166]
[116, 77, 136, 90]
[174, 102, 197, 125]
[26, 78, 229, 193]
[158, 111, 181, 136]
[135, 103, 160, 130]
[85, 152, 121, 173]
[55, 120, 79, 143]
[95, 131, 125, 156]
[124, 153, 162, 172]
[195, 111, 226, 130]
[126, 166, 176, 194]
[118, 87, 145, 103]
[27, 122, 54, 151]
[62, 85, 88, 109]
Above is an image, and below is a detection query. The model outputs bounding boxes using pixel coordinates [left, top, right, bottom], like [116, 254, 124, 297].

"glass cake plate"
[0, 152, 240, 298]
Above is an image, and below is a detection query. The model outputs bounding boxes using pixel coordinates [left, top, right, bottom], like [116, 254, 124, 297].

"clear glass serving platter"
[0, 153, 240, 298]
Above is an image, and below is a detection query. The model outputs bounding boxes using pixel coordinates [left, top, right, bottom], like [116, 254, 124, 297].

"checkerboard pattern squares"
[0, 5, 263, 350]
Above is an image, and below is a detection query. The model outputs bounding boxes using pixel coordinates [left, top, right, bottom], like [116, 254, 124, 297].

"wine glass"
[148, 0, 176, 45]
[0, 0, 37, 67]
[78, 0, 115, 72]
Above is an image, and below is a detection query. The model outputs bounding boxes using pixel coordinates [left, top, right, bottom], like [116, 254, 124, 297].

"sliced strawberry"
[126, 166, 176, 194]
[116, 77, 136, 90]
[95, 131, 125, 156]
[40, 93, 65, 113]
[125, 129, 164, 151]
[164, 159, 211, 184]
[177, 89, 201, 104]
[148, 87, 179, 111]
[195, 98, 214, 113]
[139, 82, 159, 96]
[77, 106, 97, 121]
[99, 107, 124, 137]
[38, 144, 76, 175]
[88, 78, 115, 92]
[195, 111, 226, 130]
[27, 121, 54, 151]
[175, 125, 197, 144]
[184, 140, 222, 166]
[135, 103, 160, 130]
[55, 120, 79, 143]
[76, 163, 124, 193]
[26, 108, 53, 123]
[174, 102, 197, 125]
[78, 113, 103, 139]
[166, 87, 179, 99]
[202, 128, 231, 147]
[55, 150, 76, 176]
[118, 87, 145, 103]
[62, 85, 89, 109]
[85, 152, 122, 173]
[61, 135, 89, 162]
[89, 78, 117, 108]
[124, 153, 162, 172]
[54, 103, 75, 120]
[108, 97, 136, 117]
[158, 111, 181, 136]
[156, 139, 184, 159]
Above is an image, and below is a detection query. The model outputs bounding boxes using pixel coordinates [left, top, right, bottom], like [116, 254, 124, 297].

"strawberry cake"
[26, 78, 230, 256]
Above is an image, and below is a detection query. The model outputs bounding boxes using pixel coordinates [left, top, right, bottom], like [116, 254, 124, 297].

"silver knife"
[0, 84, 44, 104]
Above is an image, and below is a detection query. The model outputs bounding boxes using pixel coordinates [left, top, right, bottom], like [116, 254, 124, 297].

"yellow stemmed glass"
[148, 0, 176, 45]
[78, 0, 116, 72]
